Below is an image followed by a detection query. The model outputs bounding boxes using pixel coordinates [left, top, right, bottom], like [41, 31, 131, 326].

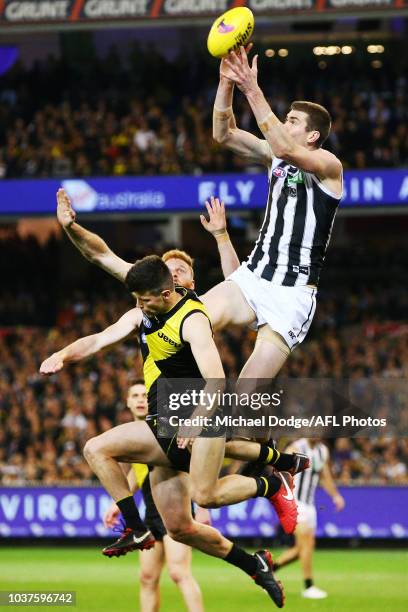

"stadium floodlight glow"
[265, 48, 275, 57]
[367, 44, 385, 54]
[371, 60, 383, 69]
[326, 46, 341, 56]
[318, 61, 327, 69]
[278, 48, 289, 57]
[313, 46, 324, 55]
[341, 46, 353, 55]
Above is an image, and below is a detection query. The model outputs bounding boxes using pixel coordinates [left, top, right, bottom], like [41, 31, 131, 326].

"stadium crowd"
[0, 43, 407, 179]
[1, 234, 407, 486]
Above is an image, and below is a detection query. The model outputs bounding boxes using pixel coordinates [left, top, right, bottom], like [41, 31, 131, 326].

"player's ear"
[161, 289, 172, 300]
[307, 130, 320, 145]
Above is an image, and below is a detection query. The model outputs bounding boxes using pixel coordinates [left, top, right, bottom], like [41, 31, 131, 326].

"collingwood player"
[274, 439, 345, 599]
[210, 46, 343, 359]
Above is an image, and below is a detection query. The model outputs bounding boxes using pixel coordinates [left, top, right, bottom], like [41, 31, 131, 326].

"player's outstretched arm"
[200, 196, 240, 278]
[40, 308, 141, 375]
[213, 51, 272, 167]
[56, 188, 132, 283]
[223, 47, 342, 181]
[320, 461, 345, 511]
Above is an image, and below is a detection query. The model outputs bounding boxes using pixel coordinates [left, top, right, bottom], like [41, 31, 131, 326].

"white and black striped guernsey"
[292, 439, 329, 506]
[246, 157, 341, 286]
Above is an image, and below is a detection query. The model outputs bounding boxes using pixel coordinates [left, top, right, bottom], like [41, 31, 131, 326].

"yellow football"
[207, 7, 254, 59]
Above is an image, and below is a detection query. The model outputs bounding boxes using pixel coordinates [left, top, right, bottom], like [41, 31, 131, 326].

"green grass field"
[1, 547, 407, 611]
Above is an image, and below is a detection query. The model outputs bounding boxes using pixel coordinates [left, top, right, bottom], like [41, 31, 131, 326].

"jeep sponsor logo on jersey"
[158, 331, 181, 347]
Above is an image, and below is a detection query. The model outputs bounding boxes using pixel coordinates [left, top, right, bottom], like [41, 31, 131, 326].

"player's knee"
[192, 487, 220, 508]
[140, 570, 160, 589]
[168, 563, 188, 585]
[83, 436, 105, 463]
[166, 522, 197, 543]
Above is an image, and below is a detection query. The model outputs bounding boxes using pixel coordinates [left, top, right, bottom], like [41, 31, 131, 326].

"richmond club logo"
[142, 315, 152, 328]
[273, 167, 287, 178]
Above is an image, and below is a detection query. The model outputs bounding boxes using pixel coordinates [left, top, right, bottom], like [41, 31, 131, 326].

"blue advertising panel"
[0, 486, 407, 538]
[0, 169, 407, 216]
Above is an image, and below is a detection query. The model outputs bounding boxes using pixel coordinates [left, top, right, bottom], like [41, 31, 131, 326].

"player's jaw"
[131, 405, 148, 420]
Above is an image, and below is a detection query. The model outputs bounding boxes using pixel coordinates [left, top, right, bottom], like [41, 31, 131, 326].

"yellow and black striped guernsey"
[139, 287, 210, 415]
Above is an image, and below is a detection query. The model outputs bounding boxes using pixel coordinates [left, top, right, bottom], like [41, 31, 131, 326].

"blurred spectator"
[0, 45, 407, 179]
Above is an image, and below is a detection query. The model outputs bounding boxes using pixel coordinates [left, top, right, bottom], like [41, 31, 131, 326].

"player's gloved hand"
[103, 503, 121, 528]
[39, 353, 64, 376]
[333, 493, 345, 511]
[200, 196, 227, 236]
[56, 188, 76, 228]
[195, 506, 212, 526]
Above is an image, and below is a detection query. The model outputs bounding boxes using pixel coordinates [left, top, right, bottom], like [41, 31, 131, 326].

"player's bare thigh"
[200, 280, 256, 330]
[189, 437, 225, 499]
[86, 421, 172, 467]
[238, 324, 289, 380]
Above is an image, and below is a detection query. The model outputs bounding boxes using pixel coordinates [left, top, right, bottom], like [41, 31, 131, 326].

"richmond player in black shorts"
[104, 382, 206, 612]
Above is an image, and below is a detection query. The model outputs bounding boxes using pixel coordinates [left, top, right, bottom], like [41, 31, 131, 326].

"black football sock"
[116, 495, 146, 531]
[258, 444, 297, 472]
[224, 544, 258, 576]
[274, 555, 299, 572]
[254, 474, 281, 498]
[305, 578, 313, 589]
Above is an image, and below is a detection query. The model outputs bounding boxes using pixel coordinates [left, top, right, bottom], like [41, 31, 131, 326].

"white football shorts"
[296, 501, 317, 531]
[228, 263, 317, 351]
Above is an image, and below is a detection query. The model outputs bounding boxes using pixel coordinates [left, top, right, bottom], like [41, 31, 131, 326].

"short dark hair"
[129, 379, 145, 388]
[290, 101, 332, 148]
[125, 255, 173, 294]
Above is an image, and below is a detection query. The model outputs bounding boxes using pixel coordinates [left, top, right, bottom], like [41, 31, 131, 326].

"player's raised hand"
[39, 353, 65, 376]
[333, 493, 345, 511]
[220, 43, 253, 81]
[223, 46, 258, 96]
[200, 196, 227, 235]
[103, 502, 121, 528]
[56, 188, 76, 228]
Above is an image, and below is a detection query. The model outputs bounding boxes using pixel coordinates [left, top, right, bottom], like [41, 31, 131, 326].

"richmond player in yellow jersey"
[41, 255, 291, 607]
[104, 382, 205, 612]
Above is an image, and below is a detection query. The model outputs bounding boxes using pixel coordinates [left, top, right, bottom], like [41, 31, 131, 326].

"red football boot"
[269, 471, 298, 535]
